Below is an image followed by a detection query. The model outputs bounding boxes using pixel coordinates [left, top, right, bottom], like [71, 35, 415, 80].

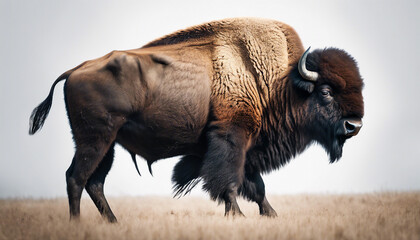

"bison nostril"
[344, 119, 362, 137]
[345, 121, 355, 132]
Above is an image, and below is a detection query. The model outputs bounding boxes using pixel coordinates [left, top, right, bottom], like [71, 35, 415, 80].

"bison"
[29, 18, 364, 222]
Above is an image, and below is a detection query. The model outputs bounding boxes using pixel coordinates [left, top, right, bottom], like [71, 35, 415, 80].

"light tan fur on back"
[142, 18, 304, 134]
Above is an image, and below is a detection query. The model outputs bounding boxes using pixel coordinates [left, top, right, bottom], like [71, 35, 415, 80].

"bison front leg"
[201, 122, 250, 217]
[223, 183, 244, 217]
[239, 171, 277, 217]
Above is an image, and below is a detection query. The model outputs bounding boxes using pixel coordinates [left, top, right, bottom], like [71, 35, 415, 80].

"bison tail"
[172, 155, 203, 198]
[29, 71, 71, 135]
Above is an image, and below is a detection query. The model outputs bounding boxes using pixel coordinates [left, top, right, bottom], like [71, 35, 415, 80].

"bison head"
[292, 47, 364, 162]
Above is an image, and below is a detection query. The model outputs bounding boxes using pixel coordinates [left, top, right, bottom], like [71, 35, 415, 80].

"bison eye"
[319, 85, 333, 101]
[321, 89, 331, 96]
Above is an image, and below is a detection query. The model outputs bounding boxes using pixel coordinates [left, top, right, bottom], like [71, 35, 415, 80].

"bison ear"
[292, 74, 315, 93]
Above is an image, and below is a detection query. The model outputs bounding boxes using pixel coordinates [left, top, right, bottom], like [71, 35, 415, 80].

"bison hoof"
[224, 209, 245, 218]
[260, 205, 278, 217]
[260, 208, 278, 218]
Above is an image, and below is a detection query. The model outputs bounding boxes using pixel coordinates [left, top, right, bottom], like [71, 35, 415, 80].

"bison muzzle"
[29, 18, 364, 221]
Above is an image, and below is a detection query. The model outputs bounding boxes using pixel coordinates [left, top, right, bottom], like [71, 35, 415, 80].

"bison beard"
[29, 18, 364, 221]
[325, 128, 347, 163]
[312, 120, 347, 163]
[331, 136, 346, 163]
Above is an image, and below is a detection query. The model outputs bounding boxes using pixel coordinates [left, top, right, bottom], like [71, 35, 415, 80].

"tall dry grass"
[0, 193, 419, 240]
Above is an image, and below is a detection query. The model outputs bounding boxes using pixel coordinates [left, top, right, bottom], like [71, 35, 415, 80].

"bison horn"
[298, 47, 319, 82]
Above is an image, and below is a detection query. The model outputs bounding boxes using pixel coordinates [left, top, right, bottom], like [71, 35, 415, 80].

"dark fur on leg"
[65, 157, 81, 220]
[200, 123, 248, 201]
[200, 122, 250, 217]
[223, 183, 244, 217]
[66, 141, 113, 220]
[64, 106, 125, 221]
[85, 143, 117, 222]
[172, 155, 203, 197]
[239, 169, 277, 217]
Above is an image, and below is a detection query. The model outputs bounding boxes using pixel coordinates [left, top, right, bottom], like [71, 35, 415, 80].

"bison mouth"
[319, 118, 362, 163]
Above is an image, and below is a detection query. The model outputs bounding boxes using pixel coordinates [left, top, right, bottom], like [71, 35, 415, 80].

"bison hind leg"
[172, 155, 203, 197]
[66, 138, 117, 222]
[65, 109, 125, 222]
[85, 143, 117, 222]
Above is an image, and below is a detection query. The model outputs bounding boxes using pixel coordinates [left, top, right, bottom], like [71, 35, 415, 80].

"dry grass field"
[0, 193, 419, 240]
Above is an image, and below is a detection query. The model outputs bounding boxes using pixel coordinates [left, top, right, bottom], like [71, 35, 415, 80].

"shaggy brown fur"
[29, 18, 364, 221]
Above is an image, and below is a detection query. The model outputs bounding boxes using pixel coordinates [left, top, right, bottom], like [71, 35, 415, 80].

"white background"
[1, 0, 419, 198]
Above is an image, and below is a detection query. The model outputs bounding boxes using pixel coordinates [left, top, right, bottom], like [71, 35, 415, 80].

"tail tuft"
[29, 94, 53, 135]
[29, 71, 72, 135]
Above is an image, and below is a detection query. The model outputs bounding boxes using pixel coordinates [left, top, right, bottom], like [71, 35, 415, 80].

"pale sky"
[0, 0, 419, 198]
